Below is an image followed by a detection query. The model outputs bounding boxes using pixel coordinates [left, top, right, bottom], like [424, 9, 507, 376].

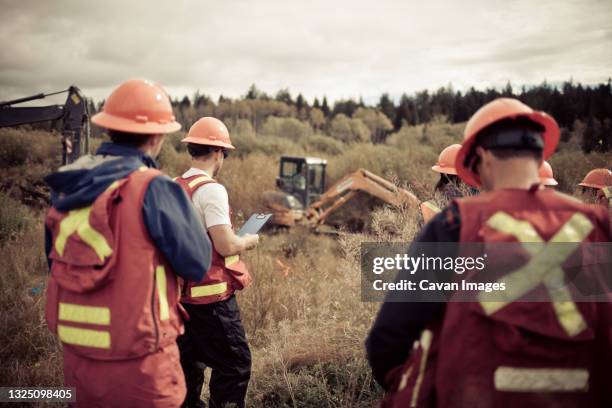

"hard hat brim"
[456, 112, 559, 187]
[578, 182, 606, 189]
[431, 164, 458, 175]
[92, 112, 182, 134]
[540, 177, 558, 186]
[180, 135, 236, 150]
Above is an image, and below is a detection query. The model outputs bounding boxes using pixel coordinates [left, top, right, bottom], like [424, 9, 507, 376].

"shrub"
[548, 150, 612, 193]
[0, 192, 32, 245]
[157, 142, 190, 177]
[0, 128, 61, 169]
[328, 114, 371, 143]
[260, 117, 313, 142]
[302, 134, 344, 155]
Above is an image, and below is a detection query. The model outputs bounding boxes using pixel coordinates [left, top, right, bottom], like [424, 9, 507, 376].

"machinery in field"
[0, 86, 90, 164]
[263, 155, 420, 228]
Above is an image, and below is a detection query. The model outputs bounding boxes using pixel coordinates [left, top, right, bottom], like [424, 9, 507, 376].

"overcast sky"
[0, 0, 610, 105]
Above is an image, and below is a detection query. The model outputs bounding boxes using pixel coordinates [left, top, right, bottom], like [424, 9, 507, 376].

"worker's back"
[435, 187, 611, 407]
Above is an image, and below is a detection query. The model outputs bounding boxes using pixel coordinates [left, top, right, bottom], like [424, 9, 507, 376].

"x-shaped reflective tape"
[478, 212, 594, 337]
[55, 205, 113, 262]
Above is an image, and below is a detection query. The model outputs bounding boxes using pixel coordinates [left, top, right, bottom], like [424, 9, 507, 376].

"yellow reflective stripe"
[225, 255, 239, 267]
[422, 200, 441, 213]
[55, 206, 113, 261]
[480, 212, 593, 337]
[105, 180, 120, 192]
[59, 303, 110, 325]
[156, 266, 169, 321]
[411, 329, 433, 407]
[549, 299, 587, 336]
[551, 213, 593, 243]
[188, 176, 213, 189]
[494, 366, 589, 392]
[602, 187, 611, 199]
[58, 325, 111, 349]
[486, 212, 543, 243]
[191, 282, 228, 298]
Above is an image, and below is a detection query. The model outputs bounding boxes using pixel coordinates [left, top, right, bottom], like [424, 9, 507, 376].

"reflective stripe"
[105, 180, 120, 192]
[156, 266, 169, 321]
[602, 187, 611, 208]
[422, 200, 440, 213]
[486, 212, 543, 243]
[191, 282, 228, 298]
[58, 324, 111, 349]
[225, 255, 239, 267]
[494, 366, 589, 392]
[55, 206, 113, 261]
[59, 303, 110, 325]
[411, 329, 433, 408]
[188, 175, 213, 189]
[480, 211, 593, 337]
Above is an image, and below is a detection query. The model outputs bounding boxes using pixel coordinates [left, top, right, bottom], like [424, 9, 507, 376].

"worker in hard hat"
[420, 144, 476, 223]
[578, 168, 612, 207]
[175, 117, 259, 408]
[539, 160, 558, 187]
[367, 98, 611, 407]
[43, 79, 213, 407]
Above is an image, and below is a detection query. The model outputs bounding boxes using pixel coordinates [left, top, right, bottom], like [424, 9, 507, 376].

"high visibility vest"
[420, 200, 441, 224]
[174, 173, 252, 305]
[45, 168, 184, 360]
[432, 187, 611, 407]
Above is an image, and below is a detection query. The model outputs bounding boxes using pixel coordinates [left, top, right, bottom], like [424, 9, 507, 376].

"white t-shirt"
[181, 168, 231, 230]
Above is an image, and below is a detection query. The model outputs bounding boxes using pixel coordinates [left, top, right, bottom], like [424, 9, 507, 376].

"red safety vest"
[383, 187, 611, 407]
[174, 173, 252, 305]
[45, 168, 183, 360]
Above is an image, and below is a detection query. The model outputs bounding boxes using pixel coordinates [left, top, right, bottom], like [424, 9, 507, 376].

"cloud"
[0, 0, 610, 104]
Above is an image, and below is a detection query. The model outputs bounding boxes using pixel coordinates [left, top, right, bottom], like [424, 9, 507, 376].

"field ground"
[0, 121, 610, 407]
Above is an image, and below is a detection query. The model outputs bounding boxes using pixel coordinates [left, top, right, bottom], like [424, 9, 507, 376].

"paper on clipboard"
[237, 213, 272, 236]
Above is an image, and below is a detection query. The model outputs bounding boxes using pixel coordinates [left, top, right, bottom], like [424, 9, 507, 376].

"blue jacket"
[44, 142, 212, 282]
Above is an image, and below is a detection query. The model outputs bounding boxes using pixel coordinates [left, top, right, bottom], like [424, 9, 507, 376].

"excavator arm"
[304, 168, 420, 226]
[0, 86, 90, 164]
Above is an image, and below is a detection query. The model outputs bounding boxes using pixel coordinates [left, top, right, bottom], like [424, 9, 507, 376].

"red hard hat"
[455, 98, 560, 187]
[92, 79, 181, 134]
[432, 144, 461, 175]
[538, 161, 558, 186]
[578, 168, 612, 189]
[181, 117, 235, 150]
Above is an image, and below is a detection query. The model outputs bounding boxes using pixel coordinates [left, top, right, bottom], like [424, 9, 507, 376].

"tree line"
[101, 80, 612, 152]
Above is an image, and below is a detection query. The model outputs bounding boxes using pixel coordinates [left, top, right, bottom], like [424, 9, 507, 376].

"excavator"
[262, 155, 420, 228]
[0, 86, 90, 164]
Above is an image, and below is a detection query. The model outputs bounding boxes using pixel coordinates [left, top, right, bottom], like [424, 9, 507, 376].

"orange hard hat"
[432, 144, 461, 175]
[538, 160, 558, 186]
[578, 168, 612, 189]
[92, 79, 180, 134]
[181, 117, 235, 150]
[455, 98, 560, 187]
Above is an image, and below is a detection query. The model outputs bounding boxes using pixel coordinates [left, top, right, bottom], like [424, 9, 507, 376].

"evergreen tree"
[378, 93, 396, 123]
[321, 96, 331, 117]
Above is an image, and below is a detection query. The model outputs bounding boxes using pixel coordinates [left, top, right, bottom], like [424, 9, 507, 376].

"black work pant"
[178, 295, 251, 408]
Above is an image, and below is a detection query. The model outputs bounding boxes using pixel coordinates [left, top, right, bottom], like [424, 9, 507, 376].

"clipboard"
[237, 213, 272, 236]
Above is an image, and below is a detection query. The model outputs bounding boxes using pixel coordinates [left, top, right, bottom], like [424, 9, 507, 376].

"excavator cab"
[276, 156, 327, 208]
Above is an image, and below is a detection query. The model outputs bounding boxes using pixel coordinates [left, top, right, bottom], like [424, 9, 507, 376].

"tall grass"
[0, 120, 609, 408]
